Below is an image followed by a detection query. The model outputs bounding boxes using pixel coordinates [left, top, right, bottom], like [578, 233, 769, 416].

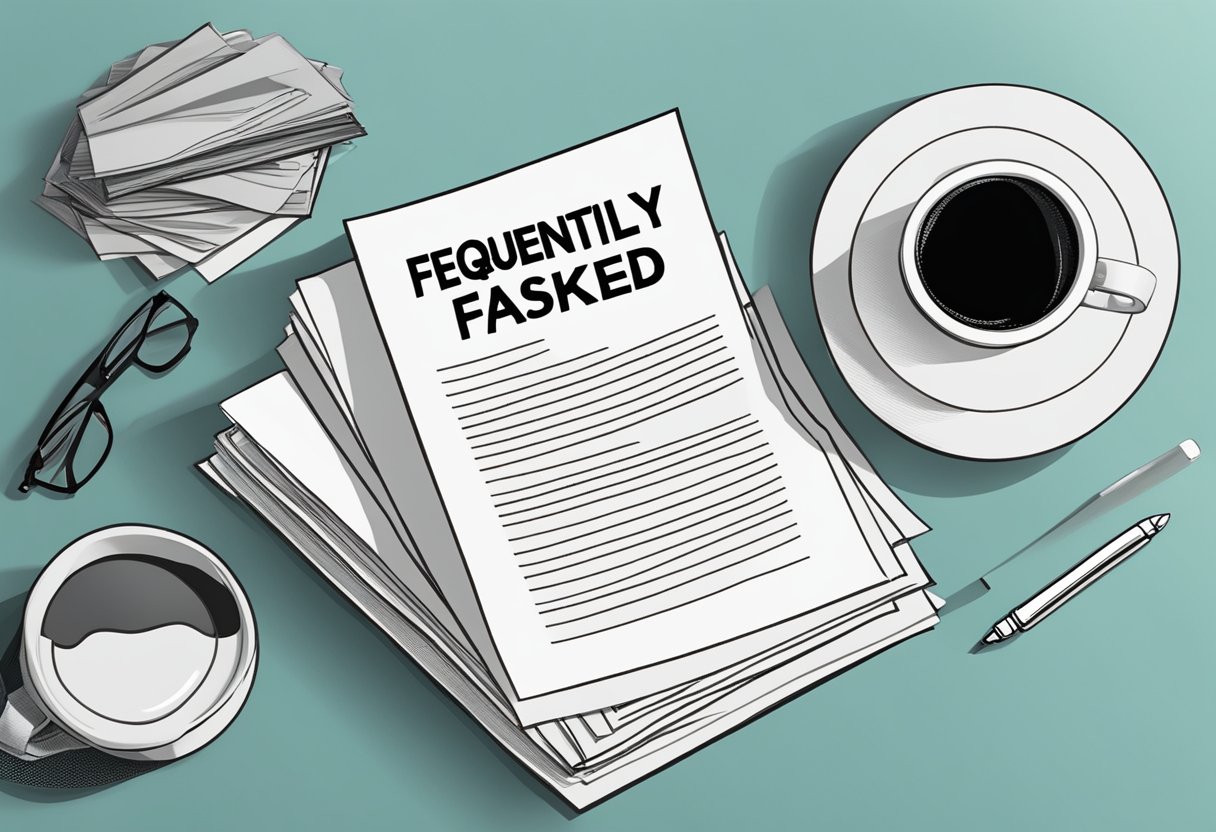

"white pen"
[980, 513, 1170, 645]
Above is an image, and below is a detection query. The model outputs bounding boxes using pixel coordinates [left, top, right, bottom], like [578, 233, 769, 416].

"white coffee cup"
[1, 525, 257, 765]
[899, 160, 1156, 348]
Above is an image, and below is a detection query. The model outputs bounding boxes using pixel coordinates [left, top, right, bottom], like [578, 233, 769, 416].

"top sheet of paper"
[345, 113, 895, 707]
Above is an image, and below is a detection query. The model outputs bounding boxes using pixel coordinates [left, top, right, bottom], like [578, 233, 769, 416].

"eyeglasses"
[20, 292, 198, 494]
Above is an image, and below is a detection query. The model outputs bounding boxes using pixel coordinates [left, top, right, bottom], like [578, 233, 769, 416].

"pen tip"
[1153, 513, 1170, 530]
[982, 631, 1000, 645]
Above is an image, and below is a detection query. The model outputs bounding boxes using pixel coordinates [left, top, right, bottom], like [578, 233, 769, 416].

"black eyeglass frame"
[19, 292, 198, 495]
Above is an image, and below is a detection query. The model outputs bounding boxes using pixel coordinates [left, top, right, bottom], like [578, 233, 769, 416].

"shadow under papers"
[753, 99, 1068, 498]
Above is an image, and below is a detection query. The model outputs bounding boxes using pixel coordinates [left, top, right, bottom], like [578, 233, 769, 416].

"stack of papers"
[201, 112, 940, 809]
[39, 24, 365, 281]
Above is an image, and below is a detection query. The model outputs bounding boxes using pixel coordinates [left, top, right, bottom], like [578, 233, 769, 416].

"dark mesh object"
[0, 619, 167, 789]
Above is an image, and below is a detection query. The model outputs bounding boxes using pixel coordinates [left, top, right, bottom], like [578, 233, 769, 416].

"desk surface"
[1, 1, 1212, 829]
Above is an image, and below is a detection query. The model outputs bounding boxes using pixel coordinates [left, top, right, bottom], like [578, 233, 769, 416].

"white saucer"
[812, 85, 1177, 459]
[21, 525, 257, 761]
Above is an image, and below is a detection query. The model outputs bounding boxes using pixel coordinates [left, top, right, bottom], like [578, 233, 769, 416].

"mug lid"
[20, 525, 257, 761]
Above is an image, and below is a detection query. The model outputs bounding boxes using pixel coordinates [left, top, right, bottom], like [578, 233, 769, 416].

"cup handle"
[1, 631, 88, 762]
[1082, 258, 1156, 314]
[0, 684, 52, 760]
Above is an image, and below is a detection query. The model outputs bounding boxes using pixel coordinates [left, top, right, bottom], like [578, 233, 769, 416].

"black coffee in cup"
[913, 176, 1079, 331]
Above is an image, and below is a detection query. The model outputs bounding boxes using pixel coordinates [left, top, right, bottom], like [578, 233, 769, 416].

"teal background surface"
[1, 1, 1213, 828]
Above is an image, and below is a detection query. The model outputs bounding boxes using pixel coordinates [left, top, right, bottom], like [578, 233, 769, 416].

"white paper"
[42, 23, 355, 281]
[195, 217, 299, 281]
[346, 113, 908, 714]
[202, 450, 935, 810]
[279, 258, 931, 727]
[200, 237, 938, 806]
[82, 33, 348, 175]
